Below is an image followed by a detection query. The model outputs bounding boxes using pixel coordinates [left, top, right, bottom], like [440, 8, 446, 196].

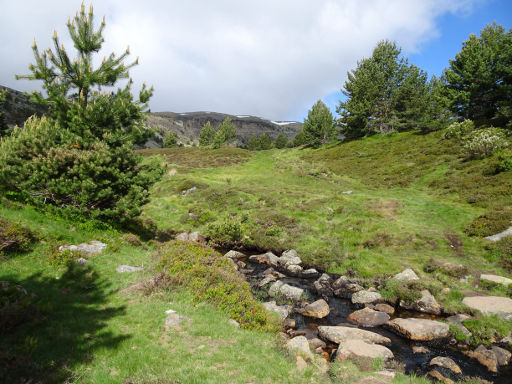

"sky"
[0, 0, 510, 121]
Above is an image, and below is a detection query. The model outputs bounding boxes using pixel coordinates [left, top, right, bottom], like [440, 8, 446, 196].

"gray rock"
[386, 318, 450, 341]
[224, 250, 246, 261]
[336, 339, 394, 362]
[464, 345, 498, 372]
[116, 265, 144, 273]
[462, 296, 512, 320]
[374, 303, 395, 315]
[351, 290, 382, 305]
[446, 314, 472, 342]
[286, 264, 303, 275]
[400, 290, 442, 315]
[164, 311, 190, 329]
[279, 249, 302, 267]
[268, 281, 304, 302]
[485, 226, 512, 242]
[181, 186, 196, 195]
[59, 240, 107, 255]
[393, 268, 419, 281]
[303, 299, 330, 319]
[228, 319, 240, 328]
[301, 268, 319, 278]
[429, 356, 462, 374]
[313, 273, 333, 296]
[258, 276, 276, 288]
[318, 325, 391, 344]
[347, 307, 390, 327]
[480, 274, 512, 287]
[308, 338, 326, 350]
[262, 300, 291, 320]
[175, 231, 206, 243]
[286, 336, 313, 360]
[249, 252, 279, 267]
[492, 346, 511, 366]
[74, 257, 89, 266]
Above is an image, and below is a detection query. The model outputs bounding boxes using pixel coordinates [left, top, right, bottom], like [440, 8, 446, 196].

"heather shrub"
[0, 218, 37, 256]
[442, 119, 475, 139]
[495, 149, 512, 172]
[462, 127, 509, 159]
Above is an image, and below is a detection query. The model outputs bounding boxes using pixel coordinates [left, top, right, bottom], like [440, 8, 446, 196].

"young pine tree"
[199, 121, 215, 146]
[274, 133, 288, 149]
[302, 100, 336, 147]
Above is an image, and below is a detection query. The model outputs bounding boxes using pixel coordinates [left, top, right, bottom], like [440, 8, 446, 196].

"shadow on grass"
[0, 263, 128, 383]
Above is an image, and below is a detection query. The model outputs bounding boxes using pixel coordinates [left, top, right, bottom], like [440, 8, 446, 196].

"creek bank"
[222, 248, 512, 383]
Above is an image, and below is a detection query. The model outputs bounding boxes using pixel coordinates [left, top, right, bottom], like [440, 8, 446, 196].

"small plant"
[462, 127, 509, 159]
[207, 217, 244, 242]
[463, 314, 512, 346]
[442, 119, 475, 140]
[0, 218, 37, 256]
[465, 208, 512, 237]
[495, 149, 512, 172]
[449, 323, 469, 342]
[48, 249, 82, 266]
[163, 131, 178, 148]
[380, 279, 422, 303]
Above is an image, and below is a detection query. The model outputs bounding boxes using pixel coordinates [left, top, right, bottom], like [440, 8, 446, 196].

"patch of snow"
[271, 121, 298, 126]
[179, 113, 187, 116]
[237, 115, 250, 118]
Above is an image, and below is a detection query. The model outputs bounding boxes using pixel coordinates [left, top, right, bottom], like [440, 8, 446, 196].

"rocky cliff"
[0, 85, 47, 128]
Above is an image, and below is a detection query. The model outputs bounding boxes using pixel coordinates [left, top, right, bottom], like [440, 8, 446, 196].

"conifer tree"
[163, 131, 178, 147]
[217, 117, 237, 144]
[0, 90, 8, 137]
[199, 121, 215, 146]
[274, 133, 288, 149]
[303, 100, 336, 147]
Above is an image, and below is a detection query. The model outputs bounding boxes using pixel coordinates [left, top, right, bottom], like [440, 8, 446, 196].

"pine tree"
[292, 129, 308, 147]
[163, 131, 178, 147]
[199, 121, 215, 146]
[0, 90, 8, 137]
[217, 117, 237, 144]
[247, 134, 261, 151]
[274, 133, 288, 149]
[302, 100, 336, 147]
[212, 129, 226, 149]
[338, 40, 430, 139]
[258, 133, 272, 150]
[444, 23, 512, 128]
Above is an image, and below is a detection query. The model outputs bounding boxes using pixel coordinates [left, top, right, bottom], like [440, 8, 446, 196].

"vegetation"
[199, 121, 215, 146]
[212, 117, 237, 149]
[247, 132, 272, 150]
[274, 133, 288, 149]
[302, 99, 336, 147]
[163, 130, 178, 147]
[1, 4, 162, 223]
[0, 89, 7, 136]
[0, 217, 37, 256]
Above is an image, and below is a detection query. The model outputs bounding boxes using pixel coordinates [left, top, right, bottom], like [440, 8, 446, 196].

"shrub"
[0, 218, 36, 256]
[442, 119, 475, 139]
[48, 249, 82, 266]
[465, 208, 512, 237]
[207, 217, 244, 242]
[463, 314, 512, 346]
[495, 149, 512, 172]
[379, 279, 423, 303]
[156, 241, 278, 331]
[163, 131, 178, 147]
[0, 281, 36, 332]
[462, 127, 509, 159]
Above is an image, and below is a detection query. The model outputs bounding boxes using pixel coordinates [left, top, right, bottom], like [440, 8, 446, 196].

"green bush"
[207, 217, 244, 242]
[465, 208, 512, 237]
[48, 249, 82, 267]
[462, 127, 509, 159]
[442, 119, 475, 139]
[0, 218, 36, 256]
[495, 149, 512, 172]
[163, 131, 178, 148]
[380, 279, 423, 303]
[0, 116, 163, 223]
[156, 241, 278, 331]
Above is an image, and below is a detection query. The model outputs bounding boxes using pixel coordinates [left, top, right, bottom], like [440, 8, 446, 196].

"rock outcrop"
[386, 318, 450, 341]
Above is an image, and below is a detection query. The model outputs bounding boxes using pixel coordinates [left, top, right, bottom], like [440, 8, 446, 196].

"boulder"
[308, 338, 326, 350]
[164, 311, 190, 330]
[224, 250, 246, 261]
[446, 314, 472, 342]
[464, 345, 498, 373]
[59, 240, 107, 255]
[428, 370, 454, 384]
[480, 274, 512, 287]
[412, 346, 430, 354]
[175, 231, 206, 243]
[374, 303, 395, 315]
[268, 281, 304, 302]
[279, 249, 302, 267]
[333, 276, 365, 298]
[258, 276, 276, 288]
[301, 268, 319, 278]
[318, 325, 391, 345]
[286, 264, 303, 275]
[400, 290, 442, 315]
[303, 299, 330, 319]
[262, 300, 291, 320]
[296, 355, 308, 370]
[491, 346, 511, 366]
[393, 268, 419, 281]
[462, 296, 512, 320]
[116, 265, 144, 273]
[386, 318, 450, 341]
[313, 273, 333, 296]
[429, 356, 462, 374]
[347, 307, 390, 327]
[285, 336, 313, 360]
[249, 252, 279, 267]
[336, 339, 394, 362]
[351, 290, 382, 305]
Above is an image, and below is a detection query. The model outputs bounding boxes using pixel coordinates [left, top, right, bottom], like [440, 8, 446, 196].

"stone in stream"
[462, 295, 512, 320]
[428, 370, 454, 384]
[332, 276, 364, 298]
[491, 346, 511, 366]
[399, 289, 442, 315]
[313, 273, 333, 296]
[278, 249, 302, 268]
[317, 325, 391, 345]
[463, 345, 498, 373]
[429, 356, 462, 374]
[412, 346, 430, 354]
[347, 307, 390, 327]
[393, 268, 419, 281]
[285, 335, 313, 361]
[224, 250, 246, 261]
[351, 290, 382, 305]
[258, 276, 276, 288]
[480, 274, 512, 287]
[308, 338, 326, 350]
[262, 300, 291, 320]
[336, 339, 394, 362]
[286, 264, 303, 275]
[386, 318, 450, 341]
[268, 281, 304, 302]
[303, 299, 330, 318]
[301, 268, 319, 278]
[116, 265, 144, 273]
[249, 252, 279, 266]
[374, 303, 395, 315]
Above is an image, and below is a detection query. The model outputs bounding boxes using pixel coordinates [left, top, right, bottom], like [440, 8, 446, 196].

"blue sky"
[321, 0, 512, 122]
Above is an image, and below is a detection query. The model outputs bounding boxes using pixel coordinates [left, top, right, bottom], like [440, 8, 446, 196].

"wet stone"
[400, 289, 442, 315]
[303, 299, 330, 319]
[492, 346, 511, 366]
[336, 339, 394, 362]
[463, 345, 498, 373]
[262, 300, 290, 320]
[313, 273, 333, 296]
[374, 303, 395, 315]
[347, 307, 390, 327]
[268, 281, 304, 302]
[429, 356, 462, 374]
[351, 290, 382, 305]
[428, 370, 454, 384]
[318, 325, 391, 345]
[412, 346, 430, 354]
[386, 318, 450, 341]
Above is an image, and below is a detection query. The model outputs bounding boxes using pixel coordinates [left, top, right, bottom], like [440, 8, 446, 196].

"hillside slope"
[0, 85, 47, 127]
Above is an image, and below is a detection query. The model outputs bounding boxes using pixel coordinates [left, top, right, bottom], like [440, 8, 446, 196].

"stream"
[229, 249, 512, 383]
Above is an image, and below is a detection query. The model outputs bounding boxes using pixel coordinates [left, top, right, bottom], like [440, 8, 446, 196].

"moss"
[156, 241, 278, 331]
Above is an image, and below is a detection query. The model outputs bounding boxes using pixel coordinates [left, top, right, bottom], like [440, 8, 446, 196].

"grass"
[0, 204, 328, 383]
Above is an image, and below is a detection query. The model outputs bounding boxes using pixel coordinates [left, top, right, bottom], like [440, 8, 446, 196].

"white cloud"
[0, 0, 475, 120]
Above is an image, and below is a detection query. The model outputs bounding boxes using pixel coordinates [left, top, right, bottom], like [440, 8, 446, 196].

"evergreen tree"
[274, 133, 288, 149]
[2, 4, 162, 222]
[212, 129, 226, 149]
[163, 131, 178, 147]
[338, 40, 430, 139]
[444, 23, 512, 128]
[217, 117, 237, 144]
[302, 100, 336, 147]
[420, 74, 453, 133]
[247, 134, 261, 151]
[199, 121, 215, 146]
[292, 129, 308, 147]
[0, 90, 8, 137]
[258, 133, 272, 150]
